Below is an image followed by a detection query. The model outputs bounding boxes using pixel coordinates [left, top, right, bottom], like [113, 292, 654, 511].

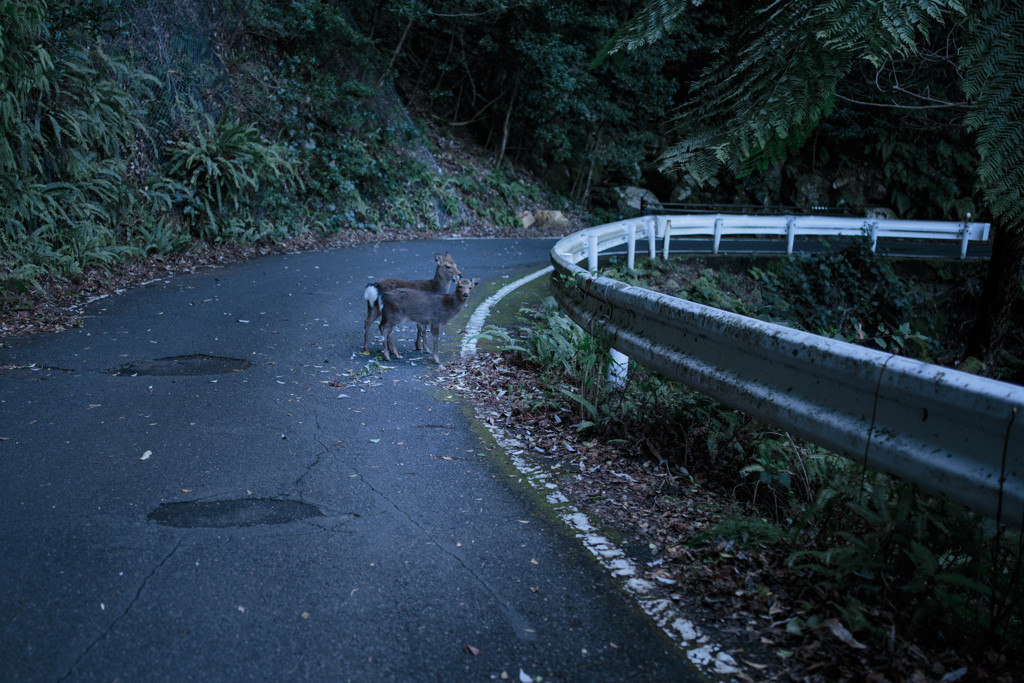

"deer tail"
[364, 284, 380, 309]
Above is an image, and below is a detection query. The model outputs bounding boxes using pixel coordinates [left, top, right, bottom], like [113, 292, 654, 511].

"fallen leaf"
[464, 644, 481, 656]
[140, 450, 152, 461]
[820, 618, 866, 649]
[369, 439, 380, 443]
[519, 669, 534, 683]
[530, 558, 539, 565]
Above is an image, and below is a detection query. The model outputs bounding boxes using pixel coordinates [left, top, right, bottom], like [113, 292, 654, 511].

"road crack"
[59, 536, 186, 680]
[346, 463, 536, 641]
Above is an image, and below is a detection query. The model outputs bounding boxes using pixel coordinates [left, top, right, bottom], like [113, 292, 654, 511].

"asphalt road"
[0, 239, 698, 682]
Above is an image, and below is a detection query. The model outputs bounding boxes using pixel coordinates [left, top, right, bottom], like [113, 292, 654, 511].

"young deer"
[378, 277, 480, 363]
[362, 251, 461, 352]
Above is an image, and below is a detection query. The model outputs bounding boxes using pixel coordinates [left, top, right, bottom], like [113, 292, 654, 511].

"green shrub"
[163, 109, 296, 242]
[750, 237, 935, 354]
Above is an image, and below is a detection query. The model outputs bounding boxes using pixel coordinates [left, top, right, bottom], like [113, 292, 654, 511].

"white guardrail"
[549, 214, 1024, 528]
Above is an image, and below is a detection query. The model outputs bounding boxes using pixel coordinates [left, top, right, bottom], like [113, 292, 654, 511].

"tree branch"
[835, 93, 968, 110]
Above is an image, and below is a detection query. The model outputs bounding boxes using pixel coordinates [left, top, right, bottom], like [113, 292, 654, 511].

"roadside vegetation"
[0, 0, 560, 318]
[477, 243, 1022, 680]
[3, 1, 1003, 325]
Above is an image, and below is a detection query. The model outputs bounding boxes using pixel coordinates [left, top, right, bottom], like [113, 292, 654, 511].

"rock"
[864, 207, 897, 220]
[793, 174, 831, 209]
[614, 186, 662, 213]
[670, 185, 694, 203]
[518, 210, 536, 229]
[533, 210, 568, 231]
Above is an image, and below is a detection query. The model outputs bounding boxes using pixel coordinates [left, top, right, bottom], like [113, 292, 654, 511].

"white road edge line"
[461, 265, 554, 358]
[457, 261, 742, 680]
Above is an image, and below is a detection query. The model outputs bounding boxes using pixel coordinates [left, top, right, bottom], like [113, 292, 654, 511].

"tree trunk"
[496, 70, 520, 168]
[965, 223, 1024, 363]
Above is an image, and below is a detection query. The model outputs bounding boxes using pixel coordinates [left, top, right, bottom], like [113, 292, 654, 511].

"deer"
[362, 251, 461, 353]
[377, 277, 480, 363]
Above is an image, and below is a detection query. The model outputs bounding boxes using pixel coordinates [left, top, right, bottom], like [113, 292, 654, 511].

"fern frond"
[662, 1, 851, 183]
[814, 0, 966, 67]
[592, 0, 697, 67]
[962, 0, 1024, 230]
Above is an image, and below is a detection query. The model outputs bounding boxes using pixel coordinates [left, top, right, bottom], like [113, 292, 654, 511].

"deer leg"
[389, 331, 402, 358]
[363, 303, 380, 352]
[431, 323, 441, 363]
[384, 323, 402, 359]
[379, 321, 395, 360]
[415, 324, 426, 351]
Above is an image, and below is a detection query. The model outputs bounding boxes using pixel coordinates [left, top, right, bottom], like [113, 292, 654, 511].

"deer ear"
[435, 252, 443, 262]
[472, 278, 480, 286]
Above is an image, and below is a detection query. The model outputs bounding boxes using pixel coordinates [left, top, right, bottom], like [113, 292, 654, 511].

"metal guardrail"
[549, 215, 1024, 528]
[567, 214, 989, 262]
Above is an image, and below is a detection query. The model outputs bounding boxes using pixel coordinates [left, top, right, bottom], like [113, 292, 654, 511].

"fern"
[962, 0, 1024, 231]
[663, 1, 851, 182]
[611, 0, 973, 190]
[163, 108, 296, 239]
[592, 0, 697, 66]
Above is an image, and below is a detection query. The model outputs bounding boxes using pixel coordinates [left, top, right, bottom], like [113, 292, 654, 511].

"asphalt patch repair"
[109, 354, 252, 376]
[148, 499, 323, 528]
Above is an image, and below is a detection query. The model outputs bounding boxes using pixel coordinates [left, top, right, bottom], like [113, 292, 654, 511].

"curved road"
[0, 239, 698, 682]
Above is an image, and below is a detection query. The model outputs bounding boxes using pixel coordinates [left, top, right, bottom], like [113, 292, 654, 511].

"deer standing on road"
[362, 251, 461, 352]
[377, 277, 480, 363]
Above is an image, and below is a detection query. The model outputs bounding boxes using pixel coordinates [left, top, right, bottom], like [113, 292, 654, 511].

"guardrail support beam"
[627, 223, 637, 270]
[550, 212, 1011, 526]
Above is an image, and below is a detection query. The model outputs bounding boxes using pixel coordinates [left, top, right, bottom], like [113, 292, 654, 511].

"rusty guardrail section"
[549, 216, 1023, 527]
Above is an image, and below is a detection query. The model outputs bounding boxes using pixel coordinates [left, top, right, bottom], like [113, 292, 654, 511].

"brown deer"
[377, 277, 480, 363]
[362, 251, 461, 352]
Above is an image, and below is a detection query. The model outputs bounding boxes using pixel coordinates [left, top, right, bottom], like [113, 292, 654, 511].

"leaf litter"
[440, 352, 1018, 683]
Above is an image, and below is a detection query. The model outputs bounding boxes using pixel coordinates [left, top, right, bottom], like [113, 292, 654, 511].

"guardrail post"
[713, 217, 723, 255]
[662, 219, 671, 259]
[607, 348, 628, 388]
[587, 232, 599, 272]
[648, 219, 656, 259]
[868, 222, 879, 252]
[786, 218, 796, 255]
[627, 223, 637, 270]
[960, 212, 972, 260]
[589, 228, 630, 386]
